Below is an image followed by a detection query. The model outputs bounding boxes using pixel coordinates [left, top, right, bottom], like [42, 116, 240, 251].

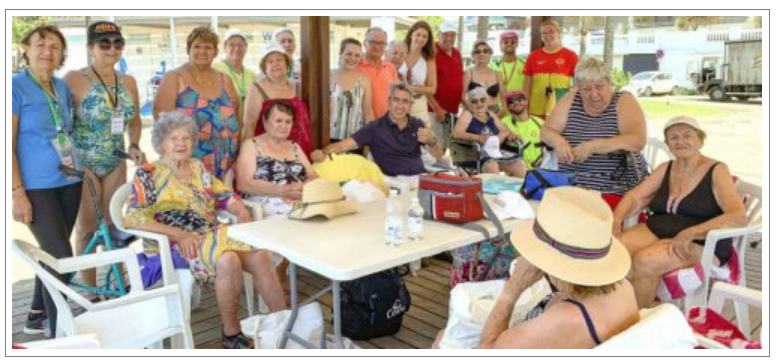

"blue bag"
[520, 168, 576, 200]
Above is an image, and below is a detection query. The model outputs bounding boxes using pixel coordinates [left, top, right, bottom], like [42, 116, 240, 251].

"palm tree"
[603, 16, 616, 72]
[477, 16, 489, 41]
[677, 16, 719, 31]
[458, 16, 464, 51]
[579, 16, 589, 58]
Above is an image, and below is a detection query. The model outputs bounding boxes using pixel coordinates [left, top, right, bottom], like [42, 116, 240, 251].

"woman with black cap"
[64, 21, 144, 295]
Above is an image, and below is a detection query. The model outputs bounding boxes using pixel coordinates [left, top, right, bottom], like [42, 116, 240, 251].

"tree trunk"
[579, 16, 588, 58]
[477, 17, 489, 42]
[603, 16, 616, 72]
[458, 16, 464, 51]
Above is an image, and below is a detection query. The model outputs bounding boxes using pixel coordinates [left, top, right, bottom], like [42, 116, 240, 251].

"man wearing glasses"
[502, 90, 546, 170]
[358, 27, 399, 119]
[492, 31, 526, 93]
[311, 83, 442, 177]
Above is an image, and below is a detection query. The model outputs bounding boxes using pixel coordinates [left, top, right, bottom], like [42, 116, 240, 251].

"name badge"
[111, 116, 124, 135]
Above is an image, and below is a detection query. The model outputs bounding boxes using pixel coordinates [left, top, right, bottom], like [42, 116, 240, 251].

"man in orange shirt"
[523, 20, 579, 118]
[358, 27, 399, 119]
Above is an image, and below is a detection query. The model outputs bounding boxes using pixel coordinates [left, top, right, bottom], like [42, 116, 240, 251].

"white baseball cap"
[439, 23, 457, 34]
[488, 191, 535, 221]
[224, 28, 247, 43]
[663, 116, 701, 134]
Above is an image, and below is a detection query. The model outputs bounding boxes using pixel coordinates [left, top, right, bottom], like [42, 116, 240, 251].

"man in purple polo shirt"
[312, 82, 443, 176]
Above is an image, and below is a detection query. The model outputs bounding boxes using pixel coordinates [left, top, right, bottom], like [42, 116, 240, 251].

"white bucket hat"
[510, 187, 630, 286]
[288, 178, 357, 220]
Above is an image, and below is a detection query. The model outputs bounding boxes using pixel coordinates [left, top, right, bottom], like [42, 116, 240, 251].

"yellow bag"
[313, 154, 389, 195]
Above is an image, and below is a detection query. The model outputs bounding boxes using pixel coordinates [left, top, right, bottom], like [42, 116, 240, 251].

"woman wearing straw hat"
[435, 187, 639, 348]
[243, 44, 312, 157]
[613, 116, 747, 308]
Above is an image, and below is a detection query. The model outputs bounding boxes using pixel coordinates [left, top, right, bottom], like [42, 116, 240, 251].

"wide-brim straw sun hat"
[510, 186, 631, 286]
[288, 178, 357, 220]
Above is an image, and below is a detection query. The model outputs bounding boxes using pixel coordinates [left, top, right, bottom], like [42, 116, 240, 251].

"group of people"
[12, 18, 748, 350]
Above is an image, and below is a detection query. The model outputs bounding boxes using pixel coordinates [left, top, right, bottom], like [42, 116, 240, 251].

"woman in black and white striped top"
[541, 57, 649, 197]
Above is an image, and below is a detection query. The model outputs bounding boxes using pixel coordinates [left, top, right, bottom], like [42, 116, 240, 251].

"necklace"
[189, 67, 214, 86]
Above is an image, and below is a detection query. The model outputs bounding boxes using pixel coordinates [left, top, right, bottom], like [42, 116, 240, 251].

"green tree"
[676, 16, 718, 31]
[12, 16, 50, 71]
[477, 17, 489, 42]
[419, 16, 444, 34]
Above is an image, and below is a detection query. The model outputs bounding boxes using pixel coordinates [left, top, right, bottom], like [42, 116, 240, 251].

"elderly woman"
[154, 26, 241, 181]
[237, 101, 317, 303]
[399, 20, 437, 125]
[463, 40, 507, 118]
[453, 87, 525, 177]
[330, 38, 374, 142]
[384, 39, 408, 78]
[124, 112, 285, 349]
[541, 57, 649, 206]
[213, 29, 257, 110]
[434, 187, 639, 348]
[65, 21, 144, 296]
[243, 44, 312, 157]
[13, 25, 82, 337]
[613, 116, 747, 308]
[272, 27, 300, 80]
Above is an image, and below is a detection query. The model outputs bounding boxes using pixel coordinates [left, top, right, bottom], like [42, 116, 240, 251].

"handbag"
[338, 268, 412, 340]
[240, 302, 324, 349]
[520, 168, 576, 200]
[418, 173, 484, 224]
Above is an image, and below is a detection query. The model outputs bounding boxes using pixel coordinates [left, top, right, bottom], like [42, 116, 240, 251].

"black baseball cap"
[87, 21, 124, 43]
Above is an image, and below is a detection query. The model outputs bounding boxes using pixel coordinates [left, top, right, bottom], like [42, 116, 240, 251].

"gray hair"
[388, 82, 413, 99]
[273, 27, 295, 41]
[365, 27, 387, 39]
[151, 111, 198, 155]
[575, 57, 612, 85]
[387, 40, 407, 52]
[467, 86, 489, 101]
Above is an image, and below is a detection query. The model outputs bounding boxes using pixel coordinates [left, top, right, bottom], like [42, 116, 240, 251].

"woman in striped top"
[541, 57, 649, 200]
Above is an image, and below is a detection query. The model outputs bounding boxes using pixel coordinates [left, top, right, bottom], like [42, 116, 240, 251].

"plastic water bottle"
[407, 197, 424, 242]
[384, 190, 403, 246]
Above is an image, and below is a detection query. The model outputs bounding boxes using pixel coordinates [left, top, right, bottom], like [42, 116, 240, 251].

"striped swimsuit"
[559, 92, 648, 195]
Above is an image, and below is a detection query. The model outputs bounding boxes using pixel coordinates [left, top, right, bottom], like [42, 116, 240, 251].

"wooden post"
[300, 16, 330, 150]
[530, 16, 552, 52]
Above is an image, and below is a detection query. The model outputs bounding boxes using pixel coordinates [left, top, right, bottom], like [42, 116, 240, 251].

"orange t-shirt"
[523, 47, 579, 117]
[357, 59, 398, 119]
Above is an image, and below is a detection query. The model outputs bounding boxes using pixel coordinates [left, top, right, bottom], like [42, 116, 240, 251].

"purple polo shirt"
[351, 114, 427, 176]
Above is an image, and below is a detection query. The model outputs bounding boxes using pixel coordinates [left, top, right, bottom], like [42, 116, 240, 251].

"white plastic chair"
[109, 183, 261, 318]
[597, 304, 697, 349]
[642, 137, 673, 172]
[12, 240, 193, 349]
[682, 180, 762, 313]
[696, 282, 762, 348]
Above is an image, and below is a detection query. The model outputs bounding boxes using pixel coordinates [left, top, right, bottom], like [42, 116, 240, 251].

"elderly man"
[358, 27, 399, 119]
[523, 20, 579, 118]
[492, 31, 525, 93]
[385, 40, 408, 78]
[273, 27, 301, 80]
[427, 22, 463, 154]
[312, 82, 442, 177]
[213, 29, 257, 109]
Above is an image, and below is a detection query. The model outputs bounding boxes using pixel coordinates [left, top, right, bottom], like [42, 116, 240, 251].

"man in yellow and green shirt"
[503, 90, 545, 170]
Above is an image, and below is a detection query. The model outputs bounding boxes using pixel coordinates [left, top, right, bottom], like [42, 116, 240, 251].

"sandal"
[222, 332, 254, 349]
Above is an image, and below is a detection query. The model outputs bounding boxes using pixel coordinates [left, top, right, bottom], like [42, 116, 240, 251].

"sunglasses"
[508, 96, 527, 105]
[97, 38, 125, 51]
[473, 49, 492, 55]
[470, 97, 488, 105]
[502, 39, 518, 45]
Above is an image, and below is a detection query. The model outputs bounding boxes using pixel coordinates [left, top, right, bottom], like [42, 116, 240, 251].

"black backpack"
[338, 268, 411, 340]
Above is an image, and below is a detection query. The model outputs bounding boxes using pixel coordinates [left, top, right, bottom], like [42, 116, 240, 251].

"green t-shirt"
[491, 57, 526, 92]
[502, 115, 544, 169]
[213, 60, 258, 101]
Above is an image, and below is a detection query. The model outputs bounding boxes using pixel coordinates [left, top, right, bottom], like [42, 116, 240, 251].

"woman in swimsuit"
[462, 40, 506, 118]
[65, 21, 144, 292]
[613, 116, 747, 308]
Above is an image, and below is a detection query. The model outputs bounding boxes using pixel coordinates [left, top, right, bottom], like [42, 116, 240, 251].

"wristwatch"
[427, 137, 438, 147]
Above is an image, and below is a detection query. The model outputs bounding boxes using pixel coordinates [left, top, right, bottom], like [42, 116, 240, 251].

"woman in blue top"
[65, 21, 144, 293]
[12, 25, 82, 338]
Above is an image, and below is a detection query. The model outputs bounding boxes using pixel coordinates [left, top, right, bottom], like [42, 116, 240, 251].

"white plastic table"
[228, 175, 533, 349]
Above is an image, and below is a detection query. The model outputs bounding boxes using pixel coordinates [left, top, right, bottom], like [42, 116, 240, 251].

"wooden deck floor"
[11, 234, 763, 348]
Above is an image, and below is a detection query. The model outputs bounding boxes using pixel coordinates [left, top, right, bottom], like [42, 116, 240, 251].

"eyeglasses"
[473, 48, 492, 55]
[502, 39, 517, 45]
[470, 97, 488, 105]
[508, 96, 527, 105]
[366, 40, 387, 47]
[97, 38, 125, 51]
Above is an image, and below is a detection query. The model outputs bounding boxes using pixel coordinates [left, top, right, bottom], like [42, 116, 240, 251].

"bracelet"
[129, 142, 140, 150]
[427, 138, 438, 147]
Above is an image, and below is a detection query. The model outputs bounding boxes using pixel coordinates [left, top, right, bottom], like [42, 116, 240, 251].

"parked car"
[626, 71, 680, 97]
